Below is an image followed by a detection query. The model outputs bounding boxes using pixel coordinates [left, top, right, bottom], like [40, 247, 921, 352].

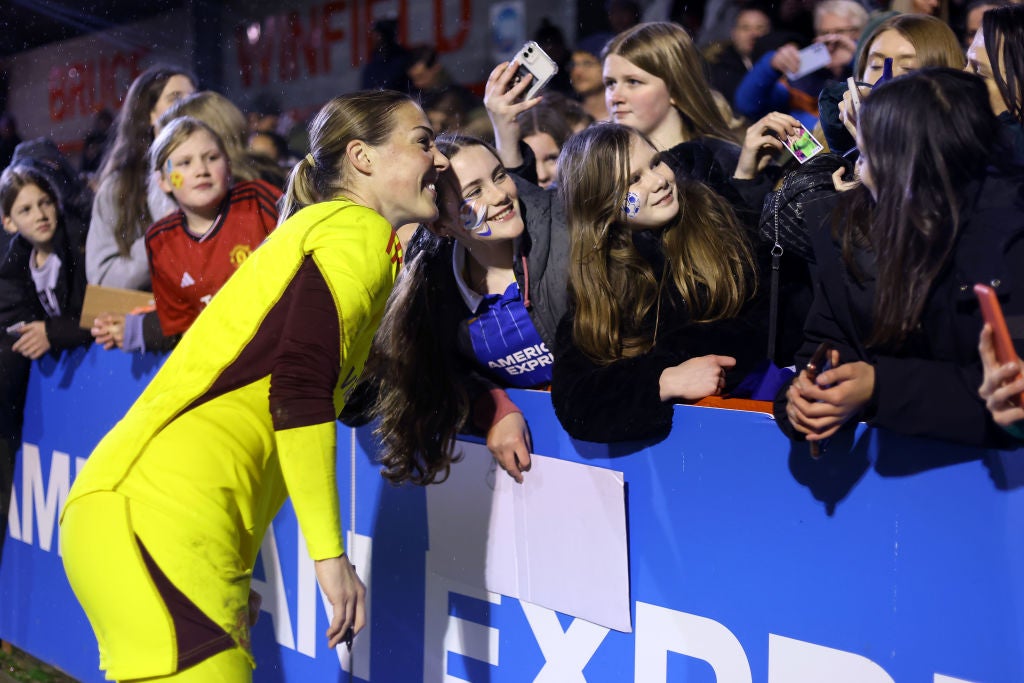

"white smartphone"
[786, 42, 831, 81]
[513, 41, 558, 100]
[846, 76, 862, 114]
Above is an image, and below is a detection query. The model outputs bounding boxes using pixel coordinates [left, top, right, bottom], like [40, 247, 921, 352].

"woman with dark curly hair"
[365, 133, 568, 486]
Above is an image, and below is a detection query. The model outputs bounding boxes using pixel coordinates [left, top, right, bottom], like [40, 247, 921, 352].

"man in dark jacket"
[705, 4, 772, 104]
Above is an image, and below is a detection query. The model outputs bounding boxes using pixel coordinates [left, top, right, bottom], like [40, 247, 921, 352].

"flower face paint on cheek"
[165, 159, 184, 189]
[460, 199, 491, 237]
[622, 191, 641, 219]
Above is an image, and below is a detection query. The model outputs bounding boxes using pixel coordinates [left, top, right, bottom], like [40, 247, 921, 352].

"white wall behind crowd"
[1, 0, 575, 152]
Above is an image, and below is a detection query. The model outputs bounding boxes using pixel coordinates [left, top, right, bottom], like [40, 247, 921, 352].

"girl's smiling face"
[367, 103, 450, 228]
[3, 183, 57, 250]
[620, 135, 678, 230]
[449, 144, 524, 243]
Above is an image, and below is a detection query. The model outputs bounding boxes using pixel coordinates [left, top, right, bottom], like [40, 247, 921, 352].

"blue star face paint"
[460, 199, 492, 236]
[622, 191, 641, 219]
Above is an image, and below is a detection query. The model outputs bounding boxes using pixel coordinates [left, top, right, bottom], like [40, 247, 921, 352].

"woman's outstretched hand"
[487, 411, 533, 484]
[484, 61, 543, 169]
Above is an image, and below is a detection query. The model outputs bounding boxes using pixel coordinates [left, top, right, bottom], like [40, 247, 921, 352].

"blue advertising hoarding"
[2, 345, 1023, 682]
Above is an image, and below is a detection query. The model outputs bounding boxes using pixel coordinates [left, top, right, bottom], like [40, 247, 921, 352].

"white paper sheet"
[425, 442, 631, 632]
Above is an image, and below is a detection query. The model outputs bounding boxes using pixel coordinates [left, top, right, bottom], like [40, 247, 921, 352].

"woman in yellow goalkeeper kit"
[59, 90, 449, 682]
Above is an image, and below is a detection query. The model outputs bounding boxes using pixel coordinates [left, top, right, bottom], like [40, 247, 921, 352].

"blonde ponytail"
[278, 90, 415, 221]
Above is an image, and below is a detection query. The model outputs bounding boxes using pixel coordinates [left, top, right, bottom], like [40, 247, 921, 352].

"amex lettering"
[426, 586, 980, 683]
[7, 443, 86, 554]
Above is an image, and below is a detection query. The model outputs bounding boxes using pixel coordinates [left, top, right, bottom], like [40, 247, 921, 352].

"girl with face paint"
[550, 124, 767, 444]
[90, 118, 283, 355]
[350, 133, 570, 486]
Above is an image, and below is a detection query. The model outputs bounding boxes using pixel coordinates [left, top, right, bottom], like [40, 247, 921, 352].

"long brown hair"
[372, 134, 504, 485]
[369, 239, 465, 486]
[854, 14, 964, 79]
[557, 123, 753, 365]
[98, 64, 194, 256]
[604, 22, 741, 145]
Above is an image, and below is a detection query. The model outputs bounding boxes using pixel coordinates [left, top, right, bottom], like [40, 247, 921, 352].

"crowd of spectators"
[1, 1, 1024, 674]
[2, 0, 1024, 534]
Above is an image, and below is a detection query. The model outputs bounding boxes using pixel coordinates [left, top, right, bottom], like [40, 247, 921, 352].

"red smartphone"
[975, 283, 1023, 403]
[804, 342, 833, 385]
[803, 342, 834, 458]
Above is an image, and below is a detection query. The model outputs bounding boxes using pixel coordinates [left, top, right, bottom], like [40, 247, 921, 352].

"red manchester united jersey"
[146, 179, 281, 335]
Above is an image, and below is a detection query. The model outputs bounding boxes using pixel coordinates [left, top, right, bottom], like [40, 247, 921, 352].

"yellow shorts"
[61, 491, 251, 682]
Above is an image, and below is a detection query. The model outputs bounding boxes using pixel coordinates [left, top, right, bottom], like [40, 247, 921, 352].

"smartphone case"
[514, 41, 558, 100]
[975, 283, 1020, 366]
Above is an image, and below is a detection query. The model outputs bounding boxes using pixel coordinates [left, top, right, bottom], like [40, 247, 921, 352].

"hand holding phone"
[975, 283, 1024, 407]
[788, 343, 874, 450]
[846, 76, 861, 115]
[804, 342, 835, 457]
[975, 284, 1018, 365]
[804, 342, 834, 386]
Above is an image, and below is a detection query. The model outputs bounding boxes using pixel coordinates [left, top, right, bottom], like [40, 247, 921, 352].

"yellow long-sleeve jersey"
[60, 199, 400, 679]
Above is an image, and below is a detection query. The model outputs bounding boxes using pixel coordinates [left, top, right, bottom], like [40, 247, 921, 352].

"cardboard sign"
[79, 284, 154, 328]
